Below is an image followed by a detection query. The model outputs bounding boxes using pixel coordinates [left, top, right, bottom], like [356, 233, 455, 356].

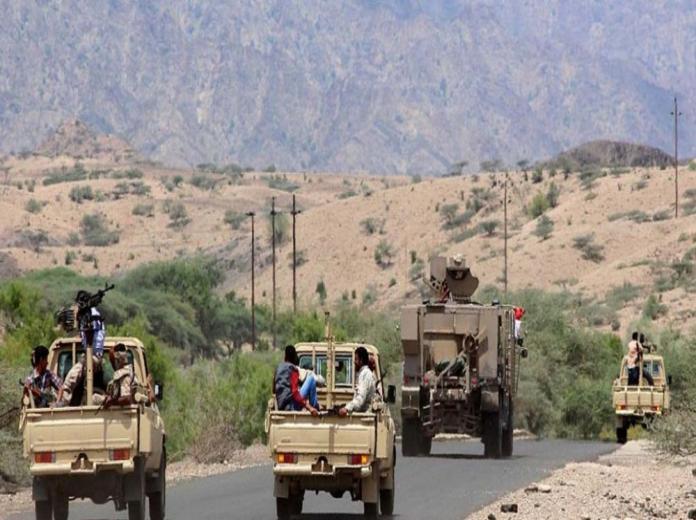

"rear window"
[298, 354, 353, 387]
[56, 348, 135, 384]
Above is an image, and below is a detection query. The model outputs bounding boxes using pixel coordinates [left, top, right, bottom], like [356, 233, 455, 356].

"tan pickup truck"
[266, 339, 397, 519]
[613, 353, 671, 443]
[20, 337, 166, 520]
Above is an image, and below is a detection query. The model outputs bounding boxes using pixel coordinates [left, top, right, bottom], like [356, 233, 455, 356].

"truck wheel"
[289, 491, 303, 515]
[483, 411, 503, 459]
[275, 497, 290, 520]
[363, 502, 378, 518]
[616, 426, 628, 444]
[380, 468, 395, 516]
[419, 434, 432, 456]
[52, 493, 69, 520]
[502, 400, 514, 458]
[401, 418, 421, 457]
[35, 497, 52, 520]
[128, 458, 146, 520]
[148, 448, 167, 520]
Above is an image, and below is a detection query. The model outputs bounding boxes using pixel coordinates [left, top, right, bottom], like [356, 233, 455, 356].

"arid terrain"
[2, 123, 696, 334]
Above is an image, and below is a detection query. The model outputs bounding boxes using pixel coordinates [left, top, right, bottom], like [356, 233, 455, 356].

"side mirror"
[386, 385, 397, 404]
[520, 347, 528, 359]
[516, 337, 524, 346]
[667, 375, 673, 386]
[154, 383, 164, 401]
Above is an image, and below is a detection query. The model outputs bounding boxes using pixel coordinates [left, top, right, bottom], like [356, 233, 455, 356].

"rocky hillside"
[541, 140, 676, 171]
[3, 152, 696, 335]
[0, 1, 693, 173]
[36, 120, 137, 162]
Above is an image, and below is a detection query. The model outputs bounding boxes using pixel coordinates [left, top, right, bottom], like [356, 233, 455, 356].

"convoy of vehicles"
[20, 337, 165, 520]
[400, 255, 526, 458]
[266, 333, 397, 519]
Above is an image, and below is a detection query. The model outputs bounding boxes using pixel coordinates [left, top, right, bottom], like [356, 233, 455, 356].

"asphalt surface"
[10, 439, 617, 520]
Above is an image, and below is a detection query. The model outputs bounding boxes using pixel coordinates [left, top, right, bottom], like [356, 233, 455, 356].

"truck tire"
[401, 418, 421, 457]
[616, 426, 628, 444]
[275, 497, 290, 520]
[52, 493, 69, 520]
[35, 498, 52, 520]
[380, 465, 395, 516]
[502, 400, 514, 458]
[483, 411, 503, 459]
[402, 418, 431, 457]
[363, 502, 378, 518]
[289, 491, 303, 516]
[148, 448, 167, 520]
[128, 458, 146, 520]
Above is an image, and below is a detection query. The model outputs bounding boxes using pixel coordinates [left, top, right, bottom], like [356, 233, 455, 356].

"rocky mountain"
[0, 1, 694, 173]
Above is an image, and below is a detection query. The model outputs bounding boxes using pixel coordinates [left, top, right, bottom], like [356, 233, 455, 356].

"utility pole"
[291, 194, 301, 313]
[246, 211, 256, 350]
[271, 197, 278, 350]
[503, 172, 509, 294]
[671, 96, 682, 218]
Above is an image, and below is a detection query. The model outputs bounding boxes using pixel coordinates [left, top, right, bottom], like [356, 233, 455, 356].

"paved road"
[10, 439, 616, 520]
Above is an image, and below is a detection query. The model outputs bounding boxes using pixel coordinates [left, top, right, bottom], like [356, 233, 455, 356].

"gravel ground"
[0, 443, 269, 519]
[466, 440, 696, 520]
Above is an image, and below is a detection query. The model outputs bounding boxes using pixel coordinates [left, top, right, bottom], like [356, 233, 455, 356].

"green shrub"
[42, 164, 88, 185]
[374, 240, 394, 268]
[268, 213, 290, 245]
[224, 210, 246, 230]
[527, 192, 550, 218]
[316, 280, 327, 304]
[546, 182, 560, 208]
[439, 203, 459, 227]
[64, 251, 77, 265]
[642, 294, 668, 320]
[572, 234, 604, 262]
[166, 202, 190, 229]
[80, 213, 120, 246]
[452, 228, 477, 243]
[360, 218, 385, 235]
[69, 185, 94, 203]
[478, 220, 499, 237]
[25, 199, 44, 214]
[534, 215, 554, 240]
[132, 203, 155, 217]
[266, 175, 298, 192]
[531, 168, 543, 183]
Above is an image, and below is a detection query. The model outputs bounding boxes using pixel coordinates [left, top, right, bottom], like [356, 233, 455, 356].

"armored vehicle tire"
[502, 401, 514, 458]
[616, 426, 628, 444]
[363, 501, 378, 518]
[34, 496, 52, 520]
[402, 418, 430, 457]
[148, 449, 167, 520]
[483, 411, 503, 459]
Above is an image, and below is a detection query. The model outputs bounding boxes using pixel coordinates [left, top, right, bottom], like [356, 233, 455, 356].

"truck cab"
[266, 340, 397, 519]
[20, 337, 166, 520]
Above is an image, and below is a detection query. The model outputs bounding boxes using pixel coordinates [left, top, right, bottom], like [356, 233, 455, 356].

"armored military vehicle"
[613, 341, 671, 443]
[266, 317, 397, 519]
[400, 255, 526, 458]
[20, 337, 166, 520]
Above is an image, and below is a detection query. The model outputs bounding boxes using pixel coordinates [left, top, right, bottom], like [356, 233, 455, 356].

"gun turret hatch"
[428, 255, 479, 302]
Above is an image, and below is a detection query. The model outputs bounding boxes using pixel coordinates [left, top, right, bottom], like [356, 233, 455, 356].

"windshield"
[298, 354, 353, 387]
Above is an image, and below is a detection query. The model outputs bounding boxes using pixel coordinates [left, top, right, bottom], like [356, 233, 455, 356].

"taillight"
[651, 406, 661, 412]
[110, 449, 131, 461]
[617, 405, 626, 410]
[34, 452, 55, 463]
[349, 454, 369, 465]
[471, 375, 479, 386]
[276, 453, 297, 464]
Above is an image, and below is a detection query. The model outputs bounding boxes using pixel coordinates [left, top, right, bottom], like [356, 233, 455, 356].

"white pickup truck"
[266, 341, 397, 519]
[20, 337, 166, 520]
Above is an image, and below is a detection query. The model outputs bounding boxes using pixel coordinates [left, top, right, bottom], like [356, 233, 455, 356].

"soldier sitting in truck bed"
[24, 345, 62, 408]
[274, 345, 319, 416]
[338, 346, 376, 416]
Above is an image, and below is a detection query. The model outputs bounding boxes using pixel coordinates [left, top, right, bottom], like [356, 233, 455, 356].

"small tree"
[547, 182, 560, 208]
[315, 280, 327, 305]
[534, 215, 554, 240]
[80, 213, 120, 246]
[374, 240, 394, 268]
[439, 203, 459, 227]
[224, 210, 245, 230]
[268, 213, 290, 245]
[168, 202, 190, 229]
[531, 168, 543, 183]
[527, 192, 550, 218]
[479, 220, 499, 237]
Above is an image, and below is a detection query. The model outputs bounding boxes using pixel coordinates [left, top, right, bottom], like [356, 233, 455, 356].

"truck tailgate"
[269, 412, 376, 455]
[613, 386, 668, 412]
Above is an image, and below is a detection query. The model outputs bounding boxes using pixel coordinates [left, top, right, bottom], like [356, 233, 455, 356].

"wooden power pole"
[671, 96, 682, 218]
[504, 173, 509, 294]
[291, 194, 301, 313]
[246, 211, 256, 350]
[271, 197, 278, 350]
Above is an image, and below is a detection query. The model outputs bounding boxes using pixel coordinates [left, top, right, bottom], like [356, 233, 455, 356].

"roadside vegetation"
[1, 259, 695, 485]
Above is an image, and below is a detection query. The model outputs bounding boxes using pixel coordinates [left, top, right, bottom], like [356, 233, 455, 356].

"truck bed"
[612, 385, 669, 415]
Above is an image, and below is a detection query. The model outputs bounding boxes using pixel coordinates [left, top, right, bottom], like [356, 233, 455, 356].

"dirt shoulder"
[466, 440, 696, 520]
[0, 444, 269, 519]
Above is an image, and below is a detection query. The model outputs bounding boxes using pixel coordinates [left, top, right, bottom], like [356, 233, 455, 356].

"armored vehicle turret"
[400, 255, 526, 458]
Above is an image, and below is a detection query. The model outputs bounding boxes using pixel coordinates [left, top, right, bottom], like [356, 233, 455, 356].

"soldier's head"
[113, 343, 128, 368]
[75, 290, 91, 309]
[631, 331, 639, 341]
[284, 345, 299, 366]
[31, 345, 49, 372]
[355, 346, 369, 370]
